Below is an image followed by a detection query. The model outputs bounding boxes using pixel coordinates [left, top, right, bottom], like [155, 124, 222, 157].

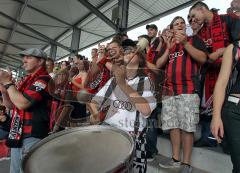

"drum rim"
[21, 125, 134, 173]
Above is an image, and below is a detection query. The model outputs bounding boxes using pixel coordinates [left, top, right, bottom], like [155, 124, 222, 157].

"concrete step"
[0, 158, 10, 173]
[147, 154, 208, 173]
[150, 136, 233, 173]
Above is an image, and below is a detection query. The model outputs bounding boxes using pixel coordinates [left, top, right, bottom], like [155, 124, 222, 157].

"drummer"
[89, 39, 156, 173]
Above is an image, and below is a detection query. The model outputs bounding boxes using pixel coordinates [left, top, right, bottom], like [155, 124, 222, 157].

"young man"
[189, 1, 240, 147]
[146, 24, 161, 64]
[155, 16, 207, 173]
[145, 24, 164, 161]
[187, 15, 202, 36]
[0, 48, 52, 173]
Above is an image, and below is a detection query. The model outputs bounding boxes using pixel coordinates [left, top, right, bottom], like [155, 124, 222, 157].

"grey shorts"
[161, 94, 200, 132]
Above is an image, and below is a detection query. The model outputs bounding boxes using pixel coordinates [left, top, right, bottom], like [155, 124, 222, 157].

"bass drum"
[22, 125, 134, 173]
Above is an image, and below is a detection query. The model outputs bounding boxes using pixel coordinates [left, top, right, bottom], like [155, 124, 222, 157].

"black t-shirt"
[229, 66, 240, 94]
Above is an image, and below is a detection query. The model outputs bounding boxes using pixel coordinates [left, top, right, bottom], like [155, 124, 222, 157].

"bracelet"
[4, 83, 14, 90]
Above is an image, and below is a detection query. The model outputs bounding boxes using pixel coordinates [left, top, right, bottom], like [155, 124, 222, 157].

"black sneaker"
[146, 153, 155, 162]
[194, 138, 217, 147]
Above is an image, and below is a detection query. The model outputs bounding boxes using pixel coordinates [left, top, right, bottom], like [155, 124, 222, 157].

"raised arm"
[0, 84, 14, 109]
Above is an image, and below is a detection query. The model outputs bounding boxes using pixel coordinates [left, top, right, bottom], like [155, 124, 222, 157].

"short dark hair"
[75, 54, 84, 60]
[190, 1, 209, 12]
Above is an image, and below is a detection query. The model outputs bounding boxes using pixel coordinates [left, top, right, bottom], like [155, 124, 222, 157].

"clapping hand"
[0, 68, 12, 85]
[106, 61, 127, 86]
[175, 30, 187, 45]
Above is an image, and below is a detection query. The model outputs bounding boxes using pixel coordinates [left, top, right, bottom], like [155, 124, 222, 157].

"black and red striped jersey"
[21, 75, 52, 138]
[146, 37, 161, 64]
[165, 36, 207, 95]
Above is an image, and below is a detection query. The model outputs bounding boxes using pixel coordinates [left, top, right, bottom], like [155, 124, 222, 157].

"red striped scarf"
[7, 67, 48, 147]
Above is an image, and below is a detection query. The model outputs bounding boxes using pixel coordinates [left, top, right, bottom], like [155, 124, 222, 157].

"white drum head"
[22, 125, 134, 173]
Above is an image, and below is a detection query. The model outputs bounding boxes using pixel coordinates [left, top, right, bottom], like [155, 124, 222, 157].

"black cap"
[121, 39, 136, 48]
[146, 24, 158, 31]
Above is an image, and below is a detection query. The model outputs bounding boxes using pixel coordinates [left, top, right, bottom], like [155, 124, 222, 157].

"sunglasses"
[123, 47, 136, 55]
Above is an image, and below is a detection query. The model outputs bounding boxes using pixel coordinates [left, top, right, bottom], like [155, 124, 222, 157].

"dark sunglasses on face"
[123, 47, 136, 55]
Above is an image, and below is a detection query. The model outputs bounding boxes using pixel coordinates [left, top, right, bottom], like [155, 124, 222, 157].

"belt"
[228, 96, 240, 104]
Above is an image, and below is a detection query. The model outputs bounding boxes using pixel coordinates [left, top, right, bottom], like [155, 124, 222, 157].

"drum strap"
[99, 79, 117, 113]
[134, 77, 146, 140]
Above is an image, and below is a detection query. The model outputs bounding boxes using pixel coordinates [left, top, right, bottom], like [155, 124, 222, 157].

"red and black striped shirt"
[147, 37, 161, 64]
[165, 36, 207, 96]
[21, 75, 52, 138]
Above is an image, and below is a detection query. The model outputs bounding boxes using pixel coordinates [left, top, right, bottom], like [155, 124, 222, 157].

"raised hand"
[175, 30, 187, 45]
[0, 69, 12, 84]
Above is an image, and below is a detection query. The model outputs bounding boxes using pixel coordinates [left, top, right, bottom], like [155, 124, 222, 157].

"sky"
[61, 0, 232, 62]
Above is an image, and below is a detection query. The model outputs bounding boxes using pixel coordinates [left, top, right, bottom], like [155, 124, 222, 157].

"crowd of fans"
[0, 1, 240, 173]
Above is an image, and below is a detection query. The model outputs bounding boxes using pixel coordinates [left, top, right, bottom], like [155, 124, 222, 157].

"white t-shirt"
[92, 76, 156, 132]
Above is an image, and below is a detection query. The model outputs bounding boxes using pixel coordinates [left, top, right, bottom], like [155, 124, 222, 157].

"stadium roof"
[0, 0, 199, 71]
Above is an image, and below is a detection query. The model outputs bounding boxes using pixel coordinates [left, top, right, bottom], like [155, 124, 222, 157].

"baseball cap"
[146, 24, 158, 31]
[19, 48, 47, 59]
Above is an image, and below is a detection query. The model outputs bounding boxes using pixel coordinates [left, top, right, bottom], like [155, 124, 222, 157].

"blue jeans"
[10, 137, 41, 173]
[198, 116, 217, 146]
[146, 106, 161, 156]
